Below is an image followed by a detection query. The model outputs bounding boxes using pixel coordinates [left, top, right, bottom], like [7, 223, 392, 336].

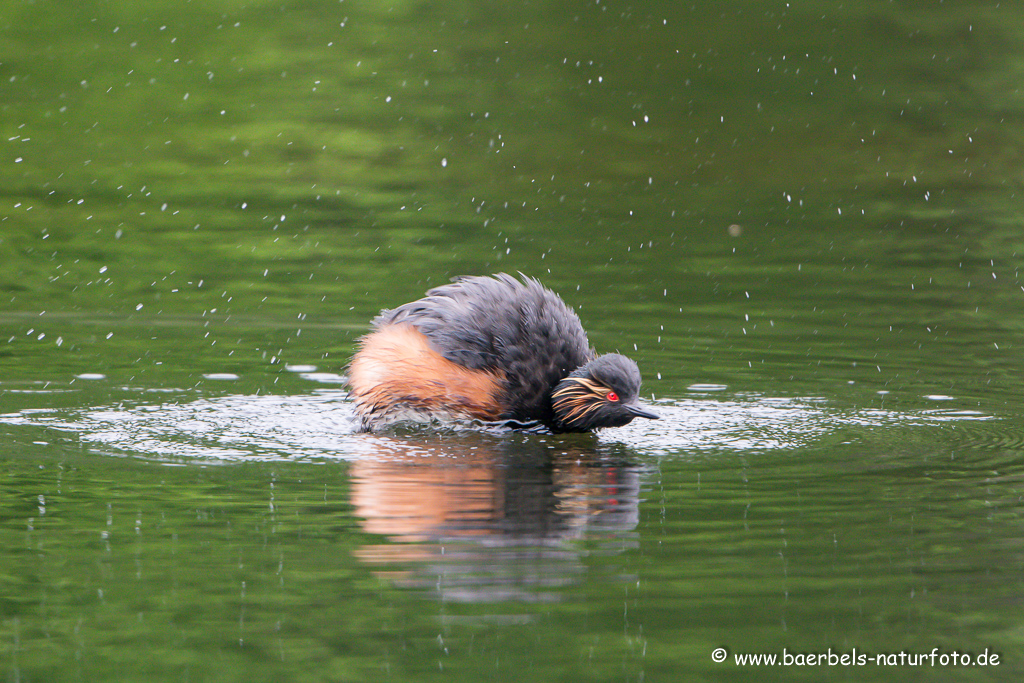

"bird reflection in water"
[349, 432, 643, 603]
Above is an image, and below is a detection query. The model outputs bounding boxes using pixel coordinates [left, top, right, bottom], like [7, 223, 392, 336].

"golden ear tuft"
[552, 377, 607, 426]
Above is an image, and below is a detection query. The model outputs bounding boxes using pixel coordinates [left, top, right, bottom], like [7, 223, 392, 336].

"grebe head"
[550, 353, 660, 432]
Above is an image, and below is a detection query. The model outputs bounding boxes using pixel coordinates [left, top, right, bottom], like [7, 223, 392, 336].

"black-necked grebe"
[348, 273, 659, 432]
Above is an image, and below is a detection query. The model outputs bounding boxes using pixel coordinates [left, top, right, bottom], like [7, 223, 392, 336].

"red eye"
[607, 392, 619, 402]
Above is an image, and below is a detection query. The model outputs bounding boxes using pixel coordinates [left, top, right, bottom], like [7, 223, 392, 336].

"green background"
[2, 1, 1023, 681]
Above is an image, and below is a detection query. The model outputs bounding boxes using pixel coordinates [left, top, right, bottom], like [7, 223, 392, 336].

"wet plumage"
[347, 273, 659, 432]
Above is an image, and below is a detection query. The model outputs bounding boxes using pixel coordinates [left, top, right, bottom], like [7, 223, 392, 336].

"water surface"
[3, 1, 1024, 681]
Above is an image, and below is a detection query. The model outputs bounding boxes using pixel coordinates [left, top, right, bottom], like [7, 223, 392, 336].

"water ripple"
[0, 389, 993, 462]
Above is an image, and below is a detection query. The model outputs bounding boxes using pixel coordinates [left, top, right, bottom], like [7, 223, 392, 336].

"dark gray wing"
[375, 273, 593, 421]
[376, 273, 590, 369]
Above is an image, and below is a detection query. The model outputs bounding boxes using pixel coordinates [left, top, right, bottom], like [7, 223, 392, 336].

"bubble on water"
[687, 384, 728, 392]
[285, 364, 318, 373]
[299, 372, 347, 384]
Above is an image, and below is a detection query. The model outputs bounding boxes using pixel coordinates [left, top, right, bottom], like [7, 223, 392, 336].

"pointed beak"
[625, 403, 660, 420]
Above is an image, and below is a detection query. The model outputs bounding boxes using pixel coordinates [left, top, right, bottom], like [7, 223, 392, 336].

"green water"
[3, 1, 1024, 681]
